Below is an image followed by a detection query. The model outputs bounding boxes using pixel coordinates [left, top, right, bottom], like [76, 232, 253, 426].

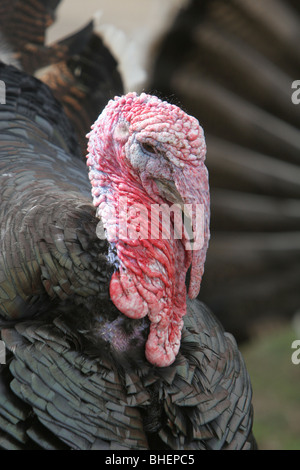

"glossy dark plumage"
[0, 1, 256, 450]
[0, 294, 256, 449]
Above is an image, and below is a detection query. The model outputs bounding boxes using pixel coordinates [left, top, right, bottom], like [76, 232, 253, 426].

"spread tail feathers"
[0, 0, 62, 72]
[94, 13, 147, 93]
[36, 19, 124, 154]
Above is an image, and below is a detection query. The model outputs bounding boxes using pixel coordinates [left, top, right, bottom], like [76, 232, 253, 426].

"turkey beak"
[154, 179, 189, 216]
[155, 172, 210, 300]
[154, 180, 193, 242]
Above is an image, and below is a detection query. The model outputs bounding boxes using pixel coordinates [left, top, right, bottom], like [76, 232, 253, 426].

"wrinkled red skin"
[87, 92, 210, 367]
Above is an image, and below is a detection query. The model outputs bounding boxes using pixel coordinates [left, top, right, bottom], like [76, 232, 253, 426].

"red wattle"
[109, 271, 149, 319]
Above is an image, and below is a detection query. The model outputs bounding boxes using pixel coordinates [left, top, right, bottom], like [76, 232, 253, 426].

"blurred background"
[48, 0, 300, 450]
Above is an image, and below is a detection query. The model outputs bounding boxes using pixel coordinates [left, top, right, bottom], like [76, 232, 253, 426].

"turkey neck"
[89, 157, 190, 367]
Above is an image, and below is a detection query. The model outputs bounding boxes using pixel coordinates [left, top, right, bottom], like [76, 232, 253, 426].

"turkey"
[0, 3, 256, 450]
[148, 0, 300, 341]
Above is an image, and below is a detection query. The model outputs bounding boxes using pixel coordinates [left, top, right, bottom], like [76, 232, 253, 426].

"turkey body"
[0, 62, 256, 449]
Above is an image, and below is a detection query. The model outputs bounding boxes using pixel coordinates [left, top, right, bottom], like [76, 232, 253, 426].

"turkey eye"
[141, 142, 157, 155]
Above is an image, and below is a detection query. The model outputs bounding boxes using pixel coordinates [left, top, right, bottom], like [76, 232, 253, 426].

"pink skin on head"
[86, 92, 210, 367]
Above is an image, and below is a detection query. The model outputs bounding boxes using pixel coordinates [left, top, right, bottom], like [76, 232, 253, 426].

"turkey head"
[87, 93, 210, 367]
